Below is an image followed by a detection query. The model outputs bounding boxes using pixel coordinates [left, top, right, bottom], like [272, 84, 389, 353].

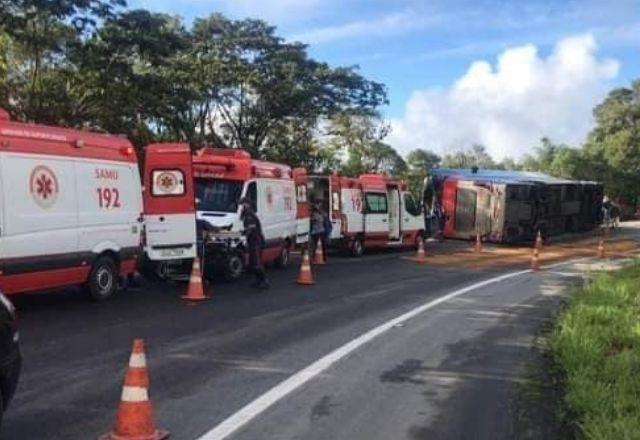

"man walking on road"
[240, 197, 270, 290]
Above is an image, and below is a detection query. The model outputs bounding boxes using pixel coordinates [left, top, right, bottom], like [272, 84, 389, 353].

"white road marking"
[195, 269, 530, 440]
[195, 253, 638, 440]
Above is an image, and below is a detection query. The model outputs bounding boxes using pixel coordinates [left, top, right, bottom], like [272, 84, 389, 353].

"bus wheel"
[87, 256, 118, 301]
[275, 244, 290, 269]
[350, 237, 364, 257]
[223, 252, 244, 282]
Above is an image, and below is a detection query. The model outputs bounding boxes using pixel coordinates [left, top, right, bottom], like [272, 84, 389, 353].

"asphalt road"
[3, 226, 639, 440]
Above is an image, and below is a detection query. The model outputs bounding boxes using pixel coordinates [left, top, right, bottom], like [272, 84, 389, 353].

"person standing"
[322, 207, 332, 260]
[310, 200, 326, 259]
[239, 197, 270, 290]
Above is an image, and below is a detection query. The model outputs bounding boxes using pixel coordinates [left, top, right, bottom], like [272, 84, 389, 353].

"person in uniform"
[310, 199, 326, 258]
[239, 197, 269, 290]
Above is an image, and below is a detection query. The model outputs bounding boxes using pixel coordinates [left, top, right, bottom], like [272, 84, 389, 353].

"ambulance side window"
[404, 193, 421, 216]
[246, 182, 257, 212]
[365, 193, 388, 214]
[152, 170, 185, 196]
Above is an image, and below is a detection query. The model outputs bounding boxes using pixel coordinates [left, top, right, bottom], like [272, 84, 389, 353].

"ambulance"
[308, 173, 424, 256]
[0, 109, 196, 299]
[192, 148, 309, 281]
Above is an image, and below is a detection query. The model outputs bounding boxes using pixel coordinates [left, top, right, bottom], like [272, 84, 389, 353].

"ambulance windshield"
[195, 178, 244, 213]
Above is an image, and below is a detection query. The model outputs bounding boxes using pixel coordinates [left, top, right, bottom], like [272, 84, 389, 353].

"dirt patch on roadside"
[409, 236, 638, 270]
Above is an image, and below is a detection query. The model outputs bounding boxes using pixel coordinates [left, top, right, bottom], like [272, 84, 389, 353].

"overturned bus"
[424, 169, 603, 243]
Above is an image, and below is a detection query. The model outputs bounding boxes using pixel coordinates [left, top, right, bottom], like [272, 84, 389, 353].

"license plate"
[160, 248, 185, 257]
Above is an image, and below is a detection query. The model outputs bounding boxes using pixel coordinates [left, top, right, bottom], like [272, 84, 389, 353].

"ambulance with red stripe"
[192, 148, 309, 281]
[0, 109, 196, 299]
[308, 173, 423, 256]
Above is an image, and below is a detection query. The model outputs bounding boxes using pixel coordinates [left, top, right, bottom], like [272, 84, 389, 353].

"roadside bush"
[552, 260, 640, 439]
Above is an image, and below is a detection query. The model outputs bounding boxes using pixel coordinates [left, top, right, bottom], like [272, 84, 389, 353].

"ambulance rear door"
[328, 175, 342, 239]
[143, 143, 197, 261]
[293, 168, 310, 245]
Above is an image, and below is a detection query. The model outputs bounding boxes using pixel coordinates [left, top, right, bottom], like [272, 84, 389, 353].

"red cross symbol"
[160, 174, 175, 189]
[36, 173, 54, 199]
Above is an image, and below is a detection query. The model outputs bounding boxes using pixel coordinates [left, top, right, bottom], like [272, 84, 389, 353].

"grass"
[551, 260, 640, 439]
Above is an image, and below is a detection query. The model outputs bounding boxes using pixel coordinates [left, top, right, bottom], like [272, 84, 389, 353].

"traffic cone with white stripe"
[297, 250, 315, 285]
[413, 237, 427, 264]
[531, 246, 540, 272]
[181, 258, 210, 302]
[313, 238, 326, 265]
[474, 231, 482, 254]
[100, 339, 168, 440]
[597, 238, 605, 259]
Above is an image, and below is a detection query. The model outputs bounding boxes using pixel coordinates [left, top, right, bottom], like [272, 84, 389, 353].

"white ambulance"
[308, 173, 424, 256]
[192, 148, 309, 281]
[0, 109, 196, 299]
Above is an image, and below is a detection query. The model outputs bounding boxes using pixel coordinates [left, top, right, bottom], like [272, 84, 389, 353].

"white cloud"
[290, 10, 438, 44]
[388, 34, 620, 160]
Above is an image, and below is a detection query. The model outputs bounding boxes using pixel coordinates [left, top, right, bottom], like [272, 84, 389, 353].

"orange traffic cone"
[100, 339, 168, 440]
[474, 232, 482, 254]
[531, 247, 540, 271]
[313, 238, 326, 265]
[297, 250, 315, 285]
[181, 258, 210, 302]
[597, 238, 605, 259]
[413, 238, 427, 264]
[535, 230, 543, 250]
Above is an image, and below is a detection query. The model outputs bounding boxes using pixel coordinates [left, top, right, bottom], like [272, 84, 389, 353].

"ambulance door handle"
[381, 219, 387, 223]
[159, 216, 165, 222]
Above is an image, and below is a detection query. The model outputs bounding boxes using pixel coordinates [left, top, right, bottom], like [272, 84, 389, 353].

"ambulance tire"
[223, 252, 244, 282]
[86, 256, 118, 301]
[275, 243, 290, 269]
[350, 237, 364, 258]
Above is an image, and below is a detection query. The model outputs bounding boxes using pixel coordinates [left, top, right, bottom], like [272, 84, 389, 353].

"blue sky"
[129, 0, 640, 158]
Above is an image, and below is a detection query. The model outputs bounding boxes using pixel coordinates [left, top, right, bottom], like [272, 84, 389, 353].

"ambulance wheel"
[87, 256, 118, 301]
[275, 244, 290, 269]
[223, 253, 244, 282]
[350, 238, 364, 257]
[154, 262, 170, 281]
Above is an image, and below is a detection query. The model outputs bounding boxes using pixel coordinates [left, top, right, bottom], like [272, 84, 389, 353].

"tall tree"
[0, 0, 124, 121]
[441, 144, 496, 169]
[584, 80, 640, 203]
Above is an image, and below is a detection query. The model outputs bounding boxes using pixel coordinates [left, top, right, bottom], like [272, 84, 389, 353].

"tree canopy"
[1, 1, 638, 205]
[0, 1, 388, 170]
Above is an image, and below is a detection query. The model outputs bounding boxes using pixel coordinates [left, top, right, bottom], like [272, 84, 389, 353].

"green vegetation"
[1, 2, 639, 203]
[551, 261, 640, 439]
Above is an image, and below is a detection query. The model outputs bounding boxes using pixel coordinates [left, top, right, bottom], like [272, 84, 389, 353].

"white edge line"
[196, 253, 639, 440]
[196, 269, 529, 440]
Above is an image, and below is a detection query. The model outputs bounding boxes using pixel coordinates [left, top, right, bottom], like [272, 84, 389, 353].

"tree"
[584, 80, 640, 204]
[0, 0, 124, 122]
[441, 144, 496, 169]
[326, 112, 392, 176]
[406, 149, 441, 172]
[0, 4, 389, 158]
[174, 14, 388, 154]
[403, 148, 441, 199]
